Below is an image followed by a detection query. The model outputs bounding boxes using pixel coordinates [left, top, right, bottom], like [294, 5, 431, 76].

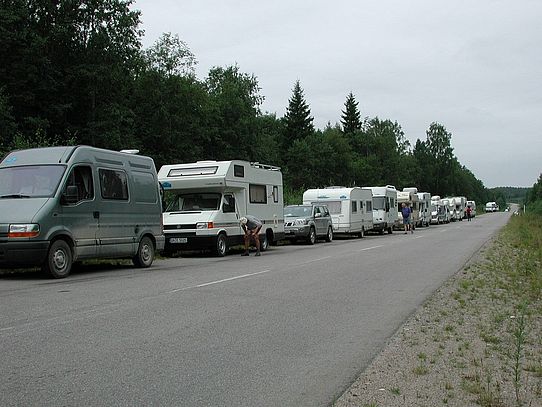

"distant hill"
[488, 187, 530, 204]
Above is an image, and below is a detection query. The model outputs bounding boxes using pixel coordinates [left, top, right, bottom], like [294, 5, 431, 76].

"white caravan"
[417, 192, 431, 227]
[396, 188, 420, 229]
[159, 160, 284, 256]
[362, 185, 397, 234]
[303, 186, 373, 237]
[466, 200, 476, 217]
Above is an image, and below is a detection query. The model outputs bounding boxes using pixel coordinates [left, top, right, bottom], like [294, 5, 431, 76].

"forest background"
[1, 0, 537, 207]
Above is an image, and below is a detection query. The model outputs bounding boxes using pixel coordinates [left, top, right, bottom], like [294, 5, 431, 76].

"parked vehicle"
[445, 197, 458, 221]
[0, 146, 165, 278]
[362, 185, 397, 235]
[303, 187, 373, 237]
[451, 196, 466, 221]
[466, 200, 476, 217]
[283, 204, 333, 244]
[441, 198, 453, 223]
[159, 160, 284, 256]
[430, 195, 449, 224]
[395, 189, 420, 230]
[485, 201, 499, 212]
[417, 192, 431, 227]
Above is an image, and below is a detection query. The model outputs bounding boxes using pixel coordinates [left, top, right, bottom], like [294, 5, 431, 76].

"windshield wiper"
[0, 194, 31, 198]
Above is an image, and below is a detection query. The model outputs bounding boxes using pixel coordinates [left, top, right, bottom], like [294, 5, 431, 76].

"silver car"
[283, 204, 333, 244]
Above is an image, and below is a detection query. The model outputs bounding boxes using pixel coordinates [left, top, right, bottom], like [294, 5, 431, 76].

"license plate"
[169, 237, 187, 244]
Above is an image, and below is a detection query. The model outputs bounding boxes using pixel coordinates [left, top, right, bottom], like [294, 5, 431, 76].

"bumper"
[163, 233, 242, 251]
[0, 240, 50, 267]
[284, 225, 310, 239]
[371, 222, 386, 231]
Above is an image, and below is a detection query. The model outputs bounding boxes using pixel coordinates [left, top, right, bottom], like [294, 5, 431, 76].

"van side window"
[223, 194, 235, 213]
[63, 166, 94, 204]
[99, 169, 128, 201]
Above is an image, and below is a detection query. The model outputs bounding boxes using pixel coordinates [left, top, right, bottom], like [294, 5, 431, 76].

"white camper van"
[466, 200, 476, 217]
[396, 188, 420, 229]
[450, 196, 466, 221]
[303, 187, 373, 237]
[158, 160, 284, 256]
[440, 198, 452, 223]
[417, 192, 431, 227]
[362, 185, 397, 234]
[430, 195, 449, 224]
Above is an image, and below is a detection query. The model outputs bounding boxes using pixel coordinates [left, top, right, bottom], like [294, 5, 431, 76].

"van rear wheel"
[133, 236, 155, 267]
[43, 239, 72, 278]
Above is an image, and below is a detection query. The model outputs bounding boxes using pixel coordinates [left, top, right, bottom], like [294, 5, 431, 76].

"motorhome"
[485, 201, 499, 212]
[303, 187, 373, 237]
[441, 198, 453, 223]
[452, 196, 466, 221]
[395, 188, 420, 229]
[445, 197, 458, 221]
[466, 200, 476, 218]
[417, 192, 431, 227]
[430, 195, 448, 224]
[158, 160, 284, 256]
[0, 146, 165, 278]
[362, 185, 397, 234]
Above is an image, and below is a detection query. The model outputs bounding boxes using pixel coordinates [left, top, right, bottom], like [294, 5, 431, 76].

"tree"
[144, 32, 197, 77]
[340, 92, 362, 135]
[283, 80, 314, 145]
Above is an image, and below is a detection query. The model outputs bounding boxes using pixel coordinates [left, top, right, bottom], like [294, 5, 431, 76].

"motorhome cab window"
[0, 165, 65, 198]
[373, 197, 386, 210]
[222, 194, 235, 213]
[234, 165, 244, 177]
[99, 169, 128, 200]
[64, 166, 94, 202]
[166, 192, 221, 211]
[168, 166, 218, 177]
[249, 184, 267, 204]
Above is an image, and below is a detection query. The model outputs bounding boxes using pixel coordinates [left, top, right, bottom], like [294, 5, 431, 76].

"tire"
[307, 227, 316, 245]
[325, 226, 333, 242]
[379, 229, 384, 235]
[260, 232, 269, 252]
[133, 236, 155, 267]
[213, 234, 227, 257]
[43, 239, 73, 279]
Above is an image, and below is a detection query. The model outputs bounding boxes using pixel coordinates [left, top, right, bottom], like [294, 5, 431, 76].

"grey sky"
[135, 0, 541, 188]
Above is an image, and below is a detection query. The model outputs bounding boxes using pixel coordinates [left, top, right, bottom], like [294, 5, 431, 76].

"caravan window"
[366, 201, 372, 211]
[249, 184, 267, 204]
[323, 201, 341, 214]
[272, 186, 279, 203]
[234, 165, 244, 177]
[168, 166, 218, 177]
[352, 201, 357, 213]
[99, 169, 128, 201]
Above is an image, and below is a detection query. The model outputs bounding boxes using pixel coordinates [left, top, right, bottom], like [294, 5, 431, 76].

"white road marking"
[168, 269, 272, 293]
[297, 256, 332, 265]
[359, 245, 383, 252]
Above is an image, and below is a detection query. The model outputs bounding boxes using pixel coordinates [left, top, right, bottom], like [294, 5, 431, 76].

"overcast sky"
[135, 0, 541, 188]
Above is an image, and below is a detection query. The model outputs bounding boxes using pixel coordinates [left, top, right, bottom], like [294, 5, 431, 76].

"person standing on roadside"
[466, 205, 473, 221]
[240, 215, 263, 256]
[401, 202, 413, 234]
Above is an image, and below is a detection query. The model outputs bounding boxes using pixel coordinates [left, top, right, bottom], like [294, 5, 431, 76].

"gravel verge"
[334, 225, 542, 407]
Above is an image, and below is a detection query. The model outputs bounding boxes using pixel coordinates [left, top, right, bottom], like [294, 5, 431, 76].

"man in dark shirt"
[401, 203, 413, 234]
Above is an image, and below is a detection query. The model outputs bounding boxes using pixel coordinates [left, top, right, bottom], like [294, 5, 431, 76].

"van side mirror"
[62, 185, 79, 204]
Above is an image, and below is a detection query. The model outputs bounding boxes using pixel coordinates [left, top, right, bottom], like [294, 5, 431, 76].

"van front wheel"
[43, 240, 72, 278]
[214, 234, 227, 257]
[133, 236, 155, 268]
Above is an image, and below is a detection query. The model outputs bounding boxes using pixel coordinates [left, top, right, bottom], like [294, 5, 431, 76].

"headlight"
[9, 224, 40, 238]
[196, 222, 214, 229]
[294, 219, 307, 225]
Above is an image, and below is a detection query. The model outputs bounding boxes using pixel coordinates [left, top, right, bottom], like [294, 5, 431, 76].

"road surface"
[0, 212, 510, 406]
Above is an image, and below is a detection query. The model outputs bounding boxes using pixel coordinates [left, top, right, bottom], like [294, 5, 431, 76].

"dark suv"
[283, 204, 333, 244]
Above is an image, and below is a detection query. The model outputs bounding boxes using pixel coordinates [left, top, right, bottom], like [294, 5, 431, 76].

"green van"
[0, 146, 165, 278]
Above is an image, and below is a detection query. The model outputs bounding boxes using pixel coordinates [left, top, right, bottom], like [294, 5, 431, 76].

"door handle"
[93, 211, 100, 219]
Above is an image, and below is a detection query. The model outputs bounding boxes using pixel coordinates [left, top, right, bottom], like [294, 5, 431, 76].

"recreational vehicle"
[395, 188, 420, 229]
[445, 197, 458, 221]
[0, 146, 165, 278]
[485, 202, 499, 212]
[417, 192, 431, 227]
[303, 187, 373, 237]
[452, 196, 466, 221]
[441, 198, 453, 223]
[466, 200, 476, 217]
[158, 160, 284, 256]
[430, 195, 449, 224]
[362, 185, 397, 234]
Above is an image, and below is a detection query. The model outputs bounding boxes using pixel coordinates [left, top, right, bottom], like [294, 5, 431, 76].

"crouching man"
[240, 215, 262, 256]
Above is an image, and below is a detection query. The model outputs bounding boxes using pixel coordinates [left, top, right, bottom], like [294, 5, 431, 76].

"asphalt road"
[0, 212, 511, 407]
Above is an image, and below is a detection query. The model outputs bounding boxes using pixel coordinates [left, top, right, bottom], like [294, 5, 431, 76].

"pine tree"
[283, 80, 314, 143]
[340, 92, 362, 134]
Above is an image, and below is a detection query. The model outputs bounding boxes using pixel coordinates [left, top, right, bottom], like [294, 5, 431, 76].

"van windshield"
[166, 192, 222, 211]
[373, 197, 386, 210]
[0, 165, 65, 198]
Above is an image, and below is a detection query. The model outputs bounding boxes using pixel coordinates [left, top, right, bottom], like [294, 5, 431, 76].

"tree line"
[0, 0, 507, 206]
